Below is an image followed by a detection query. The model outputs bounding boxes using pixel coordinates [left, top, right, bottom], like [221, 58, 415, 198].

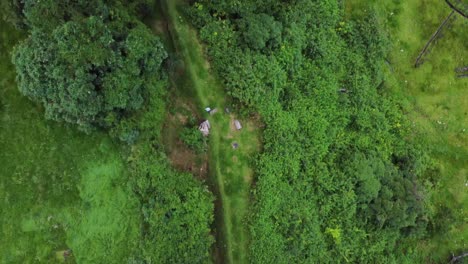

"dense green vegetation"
[125, 77, 214, 263]
[187, 0, 437, 262]
[180, 126, 208, 153]
[161, 1, 261, 262]
[353, 0, 467, 261]
[1, 1, 214, 263]
[0, 17, 139, 263]
[10, 0, 167, 133]
[1, 0, 466, 263]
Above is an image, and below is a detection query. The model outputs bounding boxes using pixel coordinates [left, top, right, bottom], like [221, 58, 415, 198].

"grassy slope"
[161, 1, 260, 263]
[0, 19, 137, 263]
[348, 0, 467, 261]
[381, 2, 467, 261]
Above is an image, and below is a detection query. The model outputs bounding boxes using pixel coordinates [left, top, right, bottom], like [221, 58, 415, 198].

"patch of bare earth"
[169, 140, 208, 179]
[232, 156, 238, 163]
[153, 20, 167, 36]
[243, 168, 253, 183]
[162, 98, 209, 180]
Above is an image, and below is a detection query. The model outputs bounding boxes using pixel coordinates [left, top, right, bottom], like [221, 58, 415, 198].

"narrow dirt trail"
[156, 1, 260, 263]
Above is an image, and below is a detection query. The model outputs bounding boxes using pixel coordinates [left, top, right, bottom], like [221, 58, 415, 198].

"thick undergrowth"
[187, 1, 433, 263]
[1, 1, 214, 263]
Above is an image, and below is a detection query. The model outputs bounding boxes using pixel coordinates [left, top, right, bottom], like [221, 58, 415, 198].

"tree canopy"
[239, 13, 282, 50]
[12, 0, 167, 132]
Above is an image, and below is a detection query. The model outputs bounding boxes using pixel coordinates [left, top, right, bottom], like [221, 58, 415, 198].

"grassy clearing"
[347, 0, 467, 261]
[0, 19, 135, 263]
[159, 1, 261, 263]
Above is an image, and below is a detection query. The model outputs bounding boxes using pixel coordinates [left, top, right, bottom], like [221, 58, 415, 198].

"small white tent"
[199, 120, 211, 136]
[234, 120, 242, 130]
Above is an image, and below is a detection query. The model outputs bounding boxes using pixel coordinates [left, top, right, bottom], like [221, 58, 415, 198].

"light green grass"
[347, 0, 467, 261]
[160, 1, 261, 263]
[381, 2, 467, 261]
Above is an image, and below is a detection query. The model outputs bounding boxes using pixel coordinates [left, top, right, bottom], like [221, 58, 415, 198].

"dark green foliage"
[1, 0, 155, 30]
[346, 153, 384, 205]
[238, 13, 282, 50]
[12, 0, 167, 133]
[0, 0, 26, 29]
[188, 0, 431, 262]
[127, 143, 214, 263]
[116, 56, 215, 263]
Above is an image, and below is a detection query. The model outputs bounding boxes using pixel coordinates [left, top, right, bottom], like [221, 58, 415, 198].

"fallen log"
[414, 11, 456, 68]
[445, 0, 468, 19]
[449, 252, 468, 263]
[455, 66, 468, 72]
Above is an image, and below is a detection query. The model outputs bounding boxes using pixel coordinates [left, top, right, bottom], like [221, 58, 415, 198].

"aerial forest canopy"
[1, 0, 215, 263]
[187, 0, 432, 262]
[11, 0, 167, 133]
[1, 0, 464, 263]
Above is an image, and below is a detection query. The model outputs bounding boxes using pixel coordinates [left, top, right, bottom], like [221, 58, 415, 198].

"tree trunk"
[450, 252, 468, 263]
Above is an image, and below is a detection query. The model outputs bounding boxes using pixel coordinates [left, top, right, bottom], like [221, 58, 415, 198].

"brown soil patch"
[175, 113, 188, 124]
[168, 140, 209, 180]
[229, 116, 237, 132]
[246, 122, 256, 132]
[153, 21, 167, 36]
[247, 113, 264, 131]
[243, 168, 253, 183]
[162, 97, 208, 180]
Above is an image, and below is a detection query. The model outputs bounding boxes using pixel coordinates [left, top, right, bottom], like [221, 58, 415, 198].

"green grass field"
[348, 0, 467, 261]
[382, 2, 467, 261]
[160, 1, 261, 263]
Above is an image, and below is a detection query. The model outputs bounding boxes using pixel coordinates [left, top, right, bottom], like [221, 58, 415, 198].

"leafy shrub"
[128, 144, 214, 263]
[180, 127, 207, 153]
[238, 13, 282, 51]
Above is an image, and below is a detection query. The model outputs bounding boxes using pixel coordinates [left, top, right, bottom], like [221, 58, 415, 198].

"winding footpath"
[157, 1, 260, 263]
